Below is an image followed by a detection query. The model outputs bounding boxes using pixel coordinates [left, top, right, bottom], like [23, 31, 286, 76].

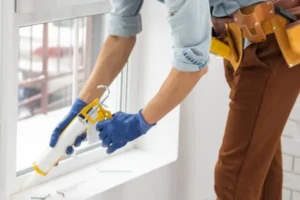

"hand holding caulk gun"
[31, 0, 208, 178]
[33, 82, 160, 178]
[27, 3, 210, 189]
[33, 85, 114, 177]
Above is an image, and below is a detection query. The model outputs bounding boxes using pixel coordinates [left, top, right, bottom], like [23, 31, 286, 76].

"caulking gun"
[32, 85, 112, 177]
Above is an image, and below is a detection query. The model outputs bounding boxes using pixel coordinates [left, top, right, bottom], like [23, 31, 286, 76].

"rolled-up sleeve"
[109, 0, 144, 37]
[165, 0, 211, 71]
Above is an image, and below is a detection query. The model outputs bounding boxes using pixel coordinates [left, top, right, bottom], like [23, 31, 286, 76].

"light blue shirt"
[109, 0, 265, 72]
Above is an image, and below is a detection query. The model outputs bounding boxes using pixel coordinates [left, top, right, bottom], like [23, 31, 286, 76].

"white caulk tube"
[31, 86, 111, 177]
[33, 116, 88, 176]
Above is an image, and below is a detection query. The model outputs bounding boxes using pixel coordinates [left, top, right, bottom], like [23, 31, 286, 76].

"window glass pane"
[17, 13, 119, 172]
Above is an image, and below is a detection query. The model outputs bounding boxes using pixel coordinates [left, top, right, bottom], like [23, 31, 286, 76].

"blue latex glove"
[49, 98, 87, 155]
[96, 110, 156, 154]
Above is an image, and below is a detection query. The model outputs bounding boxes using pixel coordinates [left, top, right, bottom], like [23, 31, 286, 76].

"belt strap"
[212, 1, 300, 43]
[211, 0, 300, 71]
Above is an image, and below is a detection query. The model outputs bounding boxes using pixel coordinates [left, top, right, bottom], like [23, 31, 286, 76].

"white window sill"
[12, 103, 180, 200]
[11, 148, 177, 200]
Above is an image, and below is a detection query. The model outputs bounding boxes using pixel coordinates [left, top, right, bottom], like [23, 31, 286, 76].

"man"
[50, 0, 300, 199]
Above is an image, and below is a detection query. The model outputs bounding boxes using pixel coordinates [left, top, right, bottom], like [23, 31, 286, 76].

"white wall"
[282, 97, 300, 200]
[177, 56, 229, 200]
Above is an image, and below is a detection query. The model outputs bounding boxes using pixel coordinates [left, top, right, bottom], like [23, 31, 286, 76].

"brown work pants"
[214, 34, 300, 200]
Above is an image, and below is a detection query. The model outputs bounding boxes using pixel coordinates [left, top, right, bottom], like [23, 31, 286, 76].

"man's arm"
[96, 65, 208, 154]
[80, 33, 207, 123]
[96, 0, 212, 154]
[142, 67, 207, 124]
[50, 0, 212, 155]
[141, 0, 211, 124]
[49, 0, 145, 153]
[49, 35, 136, 152]
[82, 33, 207, 123]
[79, 35, 136, 104]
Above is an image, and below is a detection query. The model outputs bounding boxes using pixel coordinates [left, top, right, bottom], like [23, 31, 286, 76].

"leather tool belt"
[210, 0, 300, 71]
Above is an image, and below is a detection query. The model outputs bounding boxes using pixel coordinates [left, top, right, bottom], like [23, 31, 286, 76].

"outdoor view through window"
[17, 14, 122, 173]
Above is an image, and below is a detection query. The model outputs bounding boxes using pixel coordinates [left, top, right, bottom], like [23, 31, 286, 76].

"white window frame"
[16, 0, 112, 26]
[16, 0, 109, 14]
[0, 0, 135, 198]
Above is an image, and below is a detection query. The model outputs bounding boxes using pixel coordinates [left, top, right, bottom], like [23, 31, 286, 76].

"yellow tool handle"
[80, 98, 112, 124]
[210, 37, 231, 60]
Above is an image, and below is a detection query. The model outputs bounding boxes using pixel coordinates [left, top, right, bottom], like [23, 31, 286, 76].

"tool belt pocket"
[211, 23, 243, 71]
[271, 14, 300, 68]
[210, 33, 231, 61]
[286, 19, 300, 55]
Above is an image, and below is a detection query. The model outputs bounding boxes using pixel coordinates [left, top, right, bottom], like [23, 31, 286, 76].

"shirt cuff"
[109, 14, 142, 37]
[172, 48, 210, 72]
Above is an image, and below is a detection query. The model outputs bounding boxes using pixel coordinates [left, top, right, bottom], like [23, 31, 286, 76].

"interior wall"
[282, 96, 300, 200]
[177, 56, 230, 200]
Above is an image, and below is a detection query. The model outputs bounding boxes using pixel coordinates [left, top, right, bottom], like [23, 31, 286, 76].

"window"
[0, 0, 134, 194]
[17, 13, 127, 175]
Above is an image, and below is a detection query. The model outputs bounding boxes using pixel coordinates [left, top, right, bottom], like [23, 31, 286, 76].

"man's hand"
[95, 67, 207, 154]
[49, 98, 88, 155]
[96, 110, 156, 154]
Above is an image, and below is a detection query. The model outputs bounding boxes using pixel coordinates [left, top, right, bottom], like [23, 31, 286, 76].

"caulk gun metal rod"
[86, 106, 98, 117]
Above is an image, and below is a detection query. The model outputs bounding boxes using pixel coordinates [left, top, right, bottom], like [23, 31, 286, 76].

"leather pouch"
[210, 37, 231, 60]
[225, 23, 243, 71]
[271, 15, 300, 67]
[286, 20, 300, 54]
[210, 25, 243, 72]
